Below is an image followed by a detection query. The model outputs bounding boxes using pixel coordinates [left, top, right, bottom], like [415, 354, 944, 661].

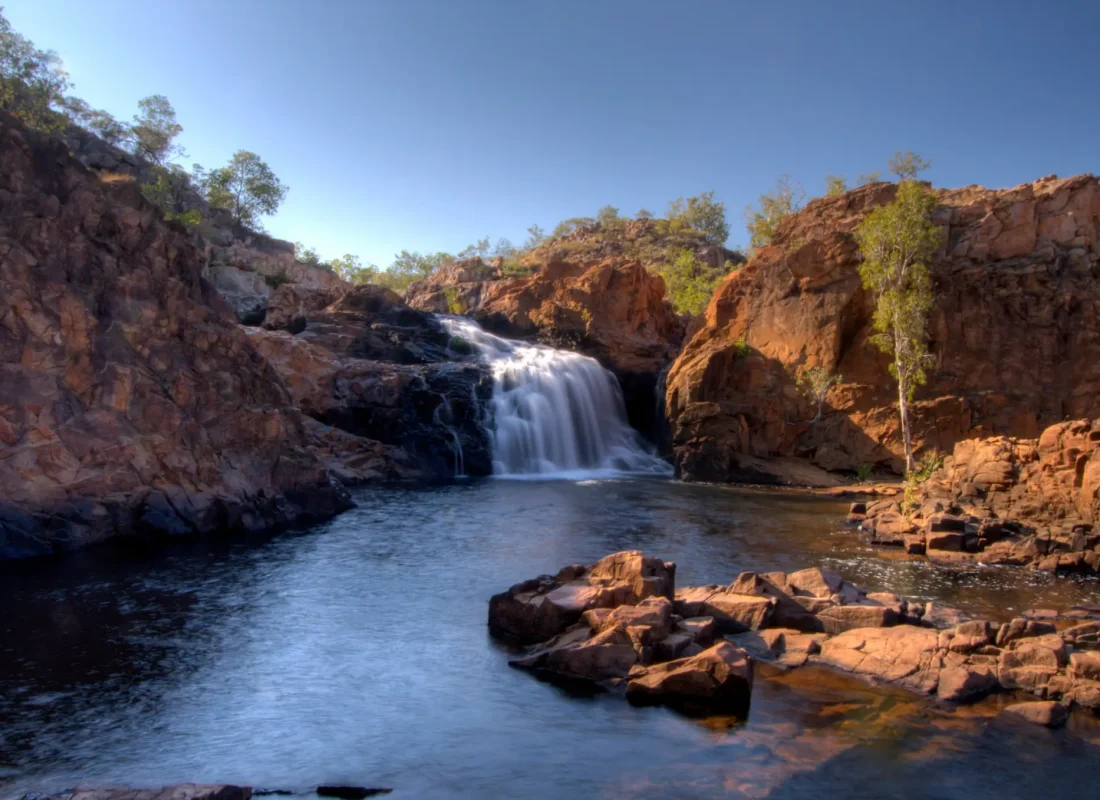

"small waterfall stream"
[441, 317, 672, 478]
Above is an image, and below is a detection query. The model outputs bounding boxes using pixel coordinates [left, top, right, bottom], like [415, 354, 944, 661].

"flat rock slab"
[817, 626, 941, 694]
[999, 701, 1069, 728]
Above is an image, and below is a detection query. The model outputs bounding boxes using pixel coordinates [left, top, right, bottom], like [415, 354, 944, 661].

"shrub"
[666, 191, 728, 245]
[825, 175, 848, 196]
[855, 464, 874, 484]
[744, 175, 804, 250]
[657, 248, 728, 316]
[795, 365, 842, 422]
[444, 286, 465, 315]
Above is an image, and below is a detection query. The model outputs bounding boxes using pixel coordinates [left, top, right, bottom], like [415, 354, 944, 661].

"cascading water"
[441, 316, 673, 478]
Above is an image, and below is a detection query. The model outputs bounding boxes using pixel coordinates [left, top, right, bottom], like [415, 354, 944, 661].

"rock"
[511, 623, 640, 684]
[204, 265, 272, 324]
[0, 112, 351, 559]
[996, 617, 1058, 647]
[29, 786, 252, 800]
[626, 641, 753, 714]
[673, 586, 775, 632]
[315, 789, 392, 799]
[1069, 651, 1100, 682]
[817, 626, 941, 694]
[815, 604, 898, 635]
[920, 602, 972, 629]
[664, 175, 1100, 484]
[937, 663, 998, 702]
[488, 551, 674, 644]
[999, 701, 1069, 728]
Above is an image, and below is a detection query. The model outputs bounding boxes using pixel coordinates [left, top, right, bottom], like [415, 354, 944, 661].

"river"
[2, 478, 1099, 799]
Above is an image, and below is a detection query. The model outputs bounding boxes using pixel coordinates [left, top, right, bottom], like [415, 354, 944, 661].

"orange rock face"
[408, 257, 685, 376]
[666, 175, 1100, 483]
[0, 113, 349, 558]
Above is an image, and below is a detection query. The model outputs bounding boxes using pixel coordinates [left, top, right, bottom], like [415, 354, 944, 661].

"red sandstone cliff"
[0, 113, 349, 558]
[665, 175, 1100, 485]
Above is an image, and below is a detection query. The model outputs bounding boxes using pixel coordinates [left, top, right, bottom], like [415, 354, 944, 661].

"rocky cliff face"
[0, 113, 350, 559]
[407, 255, 688, 441]
[857, 419, 1100, 574]
[666, 175, 1100, 484]
[251, 283, 493, 480]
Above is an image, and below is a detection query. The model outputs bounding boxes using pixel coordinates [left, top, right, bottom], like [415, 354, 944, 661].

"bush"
[825, 175, 848, 196]
[744, 175, 804, 250]
[203, 150, 287, 229]
[657, 248, 728, 316]
[666, 191, 728, 245]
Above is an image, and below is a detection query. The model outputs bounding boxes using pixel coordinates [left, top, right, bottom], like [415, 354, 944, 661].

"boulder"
[999, 701, 1069, 728]
[626, 641, 754, 714]
[673, 586, 775, 632]
[488, 552, 675, 644]
[817, 626, 941, 694]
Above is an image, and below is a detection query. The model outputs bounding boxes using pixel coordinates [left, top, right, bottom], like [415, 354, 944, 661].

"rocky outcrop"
[0, 114, 352, 559]
[666, 175, 1100, 485]
[246, 284, 493, 480]
[25, 786, 252, 800]
[492, 551, 1100, 722]
[408, 257, 687, 442]
[856, 418, 1100, 573]
[63, 121, 345, 327]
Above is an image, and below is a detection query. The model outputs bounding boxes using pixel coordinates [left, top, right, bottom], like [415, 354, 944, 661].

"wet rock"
[626, 641, 753, 714]
[999, 701, 1069, 728]
[488, 551, 675, 644]
[817, 626, 941, 694]
[511, 623, 639, 684]
[25, 786, 252, 800]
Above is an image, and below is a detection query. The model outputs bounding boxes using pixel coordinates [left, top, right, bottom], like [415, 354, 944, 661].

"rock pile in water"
[489, 550, 1100, 725]
[855, 418, 1100, 574]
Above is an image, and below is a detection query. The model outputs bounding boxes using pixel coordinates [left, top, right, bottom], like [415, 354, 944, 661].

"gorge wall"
[0, 112, 351, 558]
[666, 175, 1100, 484]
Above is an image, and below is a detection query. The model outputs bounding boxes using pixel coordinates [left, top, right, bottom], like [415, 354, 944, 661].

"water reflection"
[1, 478, 1098, 799]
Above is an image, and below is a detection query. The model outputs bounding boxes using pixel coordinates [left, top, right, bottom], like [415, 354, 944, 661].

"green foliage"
[903, 449, 943, 510]
[0, 9, 70, 133]
[444, 286, 465, 315]
[551, 217, 596, 239]
[666, 191, 728, 245]
[635, 208, 653, 220]
[888, 151, 931, 182]
[657, 248, 732, 316]
[263, 272, 291, 289]
[523, 224, 546, 250]
[854, 180, 943, 471]
[203, 150, 287, 229]
[330, 253, 375, 281]
[857, 171, 882, 186]
[140, 164, 201, 226]
[825, 175, 848, 196]
[458, 236, 490, 259]
[131, 94, 184, 165]
[732, 336, 751, 359]
[596, 205, 620, 226]
[744, 175, 804, 250]
[491, 237, 516, 258]
[295, 242, 324, 268]
[447, 336, 473, 356]
[855, 463, 874, 483]
[795, 365, 843, 422]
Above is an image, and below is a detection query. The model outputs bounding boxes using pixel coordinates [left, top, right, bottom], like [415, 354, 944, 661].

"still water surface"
[2, 479, 1099, 799]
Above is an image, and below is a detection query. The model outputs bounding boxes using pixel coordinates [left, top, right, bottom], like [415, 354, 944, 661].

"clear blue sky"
[9, 0, 1099, 265]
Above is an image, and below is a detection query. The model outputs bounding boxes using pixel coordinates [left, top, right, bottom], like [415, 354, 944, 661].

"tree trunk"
[897, 368, 914, 473]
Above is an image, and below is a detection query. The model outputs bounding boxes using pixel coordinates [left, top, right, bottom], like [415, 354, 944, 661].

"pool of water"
[1, 478, 1099, 799]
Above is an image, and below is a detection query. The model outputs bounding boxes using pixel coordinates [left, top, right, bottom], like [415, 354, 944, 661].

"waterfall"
[441, 317, 672, 478]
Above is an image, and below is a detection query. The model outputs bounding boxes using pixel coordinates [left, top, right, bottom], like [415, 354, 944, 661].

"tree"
[635, 209, 653, 220]
[458, 236, 490, 259]
[491, 237, 515, 258]
[854, 180, 943, 471]
[523, 224, 546, 249]
[857, 171, 882, 186]
[130, 94, 184, 165]
[0, 9, 70, 133]
[204, 150, 288, 229]
[596, 204, 620, 226]
[295, 242, 324, 268]
[744, 175, 804, 249]
[140, 165, 200, 226]
[657, 248, 732, 316]
[796, 365, 843, 422]
[888, 151, 931, 181]
[330, 253, 378, 283]
[666, 191, 728, 245]
[825, 175, 848, 196]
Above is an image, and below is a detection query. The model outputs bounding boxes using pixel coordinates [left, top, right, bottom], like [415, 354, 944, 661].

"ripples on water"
[0, 478, 1098, 799]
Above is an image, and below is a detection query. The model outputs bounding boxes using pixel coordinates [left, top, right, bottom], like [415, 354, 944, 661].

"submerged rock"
[999, 700, 1069, 728]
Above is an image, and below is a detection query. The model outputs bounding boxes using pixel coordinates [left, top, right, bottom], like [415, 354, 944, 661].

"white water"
[441, 317, 673, 478]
